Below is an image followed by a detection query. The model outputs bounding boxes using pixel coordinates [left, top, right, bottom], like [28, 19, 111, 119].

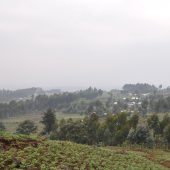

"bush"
[53, 121, 88, 144]
[163, 123, 170, 148]
[127, 125, 154, 148]
[0, 122, 5, 131]
[16, 120, 37, 135]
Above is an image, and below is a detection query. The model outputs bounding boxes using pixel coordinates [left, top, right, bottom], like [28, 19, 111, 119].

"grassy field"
[2, 112, 170, 134]
[0, 133, 170, 169]
[1, 112, 84, 133]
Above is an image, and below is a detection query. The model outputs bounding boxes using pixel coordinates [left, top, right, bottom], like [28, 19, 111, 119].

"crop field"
[1, 112, 84, 133]
[0, 133, 170, 170]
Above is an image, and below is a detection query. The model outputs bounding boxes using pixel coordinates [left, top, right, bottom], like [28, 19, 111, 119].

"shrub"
[163, 123, 170, 148]
[127, 125, 154, 148]
[0, 122, 5, 131]
[16, 120, 37, 135]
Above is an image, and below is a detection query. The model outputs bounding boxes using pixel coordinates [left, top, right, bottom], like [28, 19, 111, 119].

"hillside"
[2, 84, 170, 119]
[0, 88, 44, 103]
[0, 133, 170, 170]
[0, 87, 62, 103]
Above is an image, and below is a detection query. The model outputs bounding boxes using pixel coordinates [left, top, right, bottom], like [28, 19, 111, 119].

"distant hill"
[0, 87, 62, 103]
[0, 88, 44, 103]
[123, 83, 158, 94]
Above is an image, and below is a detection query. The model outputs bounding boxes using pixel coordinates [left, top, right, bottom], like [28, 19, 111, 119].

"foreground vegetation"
[0, 132, 170, 170]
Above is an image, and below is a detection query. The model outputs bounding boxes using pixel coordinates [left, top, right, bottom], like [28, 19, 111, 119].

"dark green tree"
[141, 100, 149, 115]
[147, 114, 160, 135]
[104, 113, 130, 145]
[85, 113, 100, 144]
[160, 114, 170, 133]
[103, 128, 112, 145]
[55, 120, 88, 144]
[127, 125, 154, 147]
[129, 113, 139, 129]
[0, 122, 5, 131]
[163, 124, 170, 148]
[16, 120, 37, 135]
[41, 109, 56, 134]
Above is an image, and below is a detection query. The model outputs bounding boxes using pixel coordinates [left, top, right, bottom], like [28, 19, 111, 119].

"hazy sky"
[0, 0, 170, 90]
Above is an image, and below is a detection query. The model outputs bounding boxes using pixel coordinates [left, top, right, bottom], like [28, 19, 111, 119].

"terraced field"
[0, 133, 170, 170]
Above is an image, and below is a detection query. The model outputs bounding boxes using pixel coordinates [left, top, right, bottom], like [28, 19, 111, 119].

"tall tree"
[129, 113, 139, 129]
[160, 114, 170, 133]
[85, 113, 100, 144]
[163, 124, 170, 148]
[147, 114, 160, 136]
[41, 109, 56, 135]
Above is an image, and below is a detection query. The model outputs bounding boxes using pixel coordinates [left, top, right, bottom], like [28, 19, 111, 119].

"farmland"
[0, 132, 170, 170]
[1, 112, 84, 133]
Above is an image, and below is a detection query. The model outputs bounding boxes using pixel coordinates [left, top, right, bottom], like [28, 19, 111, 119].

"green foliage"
[0, 122, 5, 131]
[49, 112, 169, 148]
[52, 112, 133, 146]
[163, 124, 170, 146]
[150, 96, 170, 113]
[147, 114, 160, 135]
[103, 113, 130, 145]
[127, 125, 154, 147]
[123, 83, 157, 94]
[55, 113, 100, 145]
[86, 100, 105, 115]
[129, 113, 139, 129]
[141, 99, 149, 115]
[103, 128, 112, 145]
[53, 120, 88, 144]
[160, 114, 170, 133]
[85, 113, 100, 144]
[41, 109, 56, 134]
[0, 133, 169, 170]
[16, 120, 37, 135]
[0, 87, 103, 118]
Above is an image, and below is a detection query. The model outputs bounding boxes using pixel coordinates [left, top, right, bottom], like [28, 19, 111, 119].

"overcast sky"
[0, 0, 170, 90]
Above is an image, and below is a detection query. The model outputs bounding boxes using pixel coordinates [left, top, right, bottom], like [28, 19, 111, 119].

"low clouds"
[0, 0, 170, 89]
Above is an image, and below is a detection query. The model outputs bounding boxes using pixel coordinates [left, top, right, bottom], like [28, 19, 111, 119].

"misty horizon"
[0, 83, 168, 92]
[1, 0, 170, 89]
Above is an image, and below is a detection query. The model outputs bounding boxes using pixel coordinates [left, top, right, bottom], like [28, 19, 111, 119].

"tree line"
[123, 83, 158, 94]
[141, 95, 170, 113]
[0, 87, 103, 118]
[3, 109, 169, 149]
[45, 110, 170, 148]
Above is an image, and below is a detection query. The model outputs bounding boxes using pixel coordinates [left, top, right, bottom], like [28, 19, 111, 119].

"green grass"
[1, 112, 84, 133]
[0, 133, 170, 170]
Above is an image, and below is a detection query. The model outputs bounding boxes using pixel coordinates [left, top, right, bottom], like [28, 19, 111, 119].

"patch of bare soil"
[0, 137, 41, 150]
[160, 160, 170, 168]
